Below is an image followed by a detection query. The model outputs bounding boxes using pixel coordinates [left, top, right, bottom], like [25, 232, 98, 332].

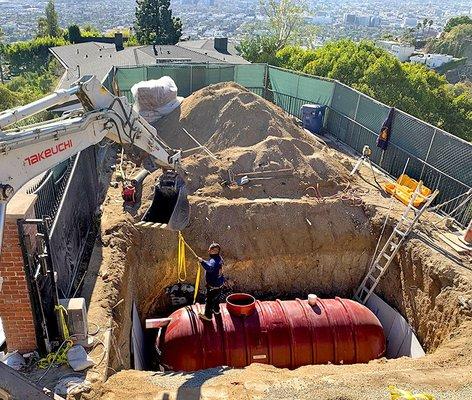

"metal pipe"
[131, 169, 150, 186]
[0, 86, 79, 129]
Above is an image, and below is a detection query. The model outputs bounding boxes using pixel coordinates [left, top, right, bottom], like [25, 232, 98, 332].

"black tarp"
[48, 147, 99, 297]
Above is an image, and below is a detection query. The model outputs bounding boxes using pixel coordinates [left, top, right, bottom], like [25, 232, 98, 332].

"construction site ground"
[58, 83, 472, 399]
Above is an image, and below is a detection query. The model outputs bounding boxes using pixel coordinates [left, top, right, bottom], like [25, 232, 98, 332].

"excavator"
[0, 75, 190, 253]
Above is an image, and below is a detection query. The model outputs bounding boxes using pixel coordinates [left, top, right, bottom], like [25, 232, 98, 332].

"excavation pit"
[86, 83, 472, 399]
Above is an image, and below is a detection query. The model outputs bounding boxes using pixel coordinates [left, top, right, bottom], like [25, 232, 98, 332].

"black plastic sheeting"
[48, 146, 99, 297]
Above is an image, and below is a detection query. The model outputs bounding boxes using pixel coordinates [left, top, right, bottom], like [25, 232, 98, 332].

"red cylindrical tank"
[158, 294, 385, 371]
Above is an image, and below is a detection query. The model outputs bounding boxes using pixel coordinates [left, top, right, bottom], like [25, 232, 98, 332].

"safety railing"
[326, 108, 471, 227]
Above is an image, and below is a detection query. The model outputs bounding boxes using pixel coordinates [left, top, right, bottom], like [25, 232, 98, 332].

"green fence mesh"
[115, 63, 266, 101]
[268, 66, 335, 106]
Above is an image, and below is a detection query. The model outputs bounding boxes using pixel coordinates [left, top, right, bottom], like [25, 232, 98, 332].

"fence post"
[190, 65, 193, 94]
[263, 64, 269, 100]
[420, 128, 437, 181]
[0, 193, 39, 353]
[353, 92, 361, 120]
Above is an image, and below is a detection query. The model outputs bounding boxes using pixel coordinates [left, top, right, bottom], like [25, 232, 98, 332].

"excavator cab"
[137, 170, 190, 230]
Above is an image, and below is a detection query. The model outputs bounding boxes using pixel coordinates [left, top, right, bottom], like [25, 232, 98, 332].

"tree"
[5, 36, 67, 75]
[237, 0, 318, 64]
[67, 25, 81, 43]
[427, 24, 472, 58]
[134, 0, 182, 45]
[428, 19, 433, 35]
[0, 27, 4, 84]
[37, 0, 61, 37]
[274, 40, 472, 141]
[0, 85, 21, 111]
[81, 24, 101, 37]
[259, 0, 315, 50]
[236, 36, 280, 64]
[444, 15, 472, 33]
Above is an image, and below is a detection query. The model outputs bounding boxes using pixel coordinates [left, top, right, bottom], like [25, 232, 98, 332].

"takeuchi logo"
[24, 139, 73, 166]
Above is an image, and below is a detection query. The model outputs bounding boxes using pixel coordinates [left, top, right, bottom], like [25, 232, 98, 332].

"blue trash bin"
[300, 104, 327, 134]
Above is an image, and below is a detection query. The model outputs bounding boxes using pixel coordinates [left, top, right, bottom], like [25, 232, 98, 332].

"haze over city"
[1, 0, 471, 43]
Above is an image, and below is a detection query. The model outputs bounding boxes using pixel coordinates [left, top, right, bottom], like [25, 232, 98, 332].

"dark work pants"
[204, 286, 222, 318]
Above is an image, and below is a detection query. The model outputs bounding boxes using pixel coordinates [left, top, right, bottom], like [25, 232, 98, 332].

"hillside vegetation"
[273, 40, 472, 141]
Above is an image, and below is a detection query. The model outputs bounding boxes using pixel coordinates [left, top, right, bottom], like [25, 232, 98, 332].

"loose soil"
[77, 83, 472, 400]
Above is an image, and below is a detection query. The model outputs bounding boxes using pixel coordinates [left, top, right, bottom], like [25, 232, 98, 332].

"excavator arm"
[0, 75, 186, 251]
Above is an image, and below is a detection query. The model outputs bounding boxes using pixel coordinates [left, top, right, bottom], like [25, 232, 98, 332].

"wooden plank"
[439, 232, 472, 255]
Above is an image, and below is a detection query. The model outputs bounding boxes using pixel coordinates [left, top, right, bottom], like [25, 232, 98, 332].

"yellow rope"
[177, 232, 187, 282]
[177, 231, 202, 304]
[193, 264, 201, 304]
[38, 339, 73, 369]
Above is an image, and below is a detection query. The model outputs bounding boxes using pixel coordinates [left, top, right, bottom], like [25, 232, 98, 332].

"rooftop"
[50, 38, 247, 90]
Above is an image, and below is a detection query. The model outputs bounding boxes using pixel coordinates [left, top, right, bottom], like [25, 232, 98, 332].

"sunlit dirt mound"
[152, 82, 352, 199]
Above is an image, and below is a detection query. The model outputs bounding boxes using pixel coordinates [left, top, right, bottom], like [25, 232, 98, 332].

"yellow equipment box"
[384, 174, 433, 207]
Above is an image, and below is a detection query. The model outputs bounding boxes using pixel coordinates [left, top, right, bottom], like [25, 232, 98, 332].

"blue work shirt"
[200, 255, 224, 288]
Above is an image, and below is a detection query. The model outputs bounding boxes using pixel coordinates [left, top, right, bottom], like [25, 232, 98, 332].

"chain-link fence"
[108, 63, 472, 226]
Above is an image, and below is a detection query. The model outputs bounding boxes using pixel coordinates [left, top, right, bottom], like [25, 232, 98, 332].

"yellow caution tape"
[389, 385, 435, 400]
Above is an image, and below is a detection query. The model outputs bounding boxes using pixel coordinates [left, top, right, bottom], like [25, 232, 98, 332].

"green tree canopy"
[37, 0, 61, 37]
[259, 0, 317, 50]
[427, 24, 472, 59]
[444, 15, 472, 32]
[5, 36, 67, 75]
[237, 0, 318, 64]
[0, 85, 21, 110]
[81, 24, 101, 37]
[134, 0, 182, 45]
[275, 40, 472, 141]
[67, 25, 81, 43]
[236, 36, 280, 65]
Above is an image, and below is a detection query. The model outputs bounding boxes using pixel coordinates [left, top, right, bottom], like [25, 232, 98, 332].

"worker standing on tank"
[197, 243, 224, 321]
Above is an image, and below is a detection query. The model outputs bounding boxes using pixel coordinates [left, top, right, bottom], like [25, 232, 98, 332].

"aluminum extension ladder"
[354, 182, 439, 304]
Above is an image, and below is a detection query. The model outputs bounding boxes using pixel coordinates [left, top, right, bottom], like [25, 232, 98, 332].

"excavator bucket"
[136, 171, 190, 230]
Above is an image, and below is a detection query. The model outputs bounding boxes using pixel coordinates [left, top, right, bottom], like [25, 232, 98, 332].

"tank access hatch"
[135, 170, 190, 231]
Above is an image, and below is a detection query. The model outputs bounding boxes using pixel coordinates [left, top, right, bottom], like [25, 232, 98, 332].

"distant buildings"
[378, 41, 415, 62]
[402, 17, 418, 28]
[307, 15, 333, 26]
[410, 53, 454, 68]
[343, 13, 381, 27]
[377, 40, 456, 69]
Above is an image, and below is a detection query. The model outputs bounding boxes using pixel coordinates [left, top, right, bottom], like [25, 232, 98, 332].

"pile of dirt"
[152, 82, 351, 199]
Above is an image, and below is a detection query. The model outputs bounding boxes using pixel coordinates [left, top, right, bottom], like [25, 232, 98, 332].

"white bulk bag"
[131, 76, 183, 122]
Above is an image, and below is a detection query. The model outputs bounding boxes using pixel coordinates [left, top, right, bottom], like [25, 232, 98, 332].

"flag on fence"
[377, 107, 395, 150]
